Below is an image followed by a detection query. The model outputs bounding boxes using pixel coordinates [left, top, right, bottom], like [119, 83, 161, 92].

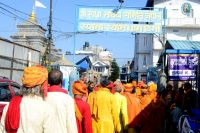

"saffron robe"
[88, 88, 121, 133]
[122, 92, 142, 128]
[114, 92, 128, 133]
[74, 98, 92, 133]
[140, 94, 152, 110]
[135, 97, 166, 133]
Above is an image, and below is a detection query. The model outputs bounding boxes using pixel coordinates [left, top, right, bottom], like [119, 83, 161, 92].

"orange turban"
[124, 83, 133, 92]
[132, 80, 137, 87]
[136, 87, 141, 96]
[22, 65, 48, 88]
[141, 84, 147, 88]
[148, 82, 157, 92]
[137, 81, 144, 88]
[140, 84, 148, 94]
[72, 81, 87, 95]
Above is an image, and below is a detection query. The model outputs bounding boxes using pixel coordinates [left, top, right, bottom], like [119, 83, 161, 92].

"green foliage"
[46, 66, 52, 73]
[109, 59, 120, 82]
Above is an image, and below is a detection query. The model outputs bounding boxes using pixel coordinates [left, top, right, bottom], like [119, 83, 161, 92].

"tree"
[109, 59, 120, 82]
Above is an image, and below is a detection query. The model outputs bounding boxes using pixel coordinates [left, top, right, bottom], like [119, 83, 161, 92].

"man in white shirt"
[46, 69, 78, 133]
[0, 65, 57, 133]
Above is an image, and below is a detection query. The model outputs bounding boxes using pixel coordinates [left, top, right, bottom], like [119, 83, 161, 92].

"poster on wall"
[168, 54, 198, 80]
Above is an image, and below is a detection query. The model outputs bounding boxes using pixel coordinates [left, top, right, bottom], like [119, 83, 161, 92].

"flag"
[35, 0, 46, 8]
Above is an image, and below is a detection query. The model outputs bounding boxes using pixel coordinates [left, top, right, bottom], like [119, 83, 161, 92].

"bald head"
[48, 69, 63, 86]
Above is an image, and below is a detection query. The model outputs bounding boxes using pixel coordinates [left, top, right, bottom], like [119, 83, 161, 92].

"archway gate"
[77, 6, 164, 34]
[72, 5, 166, 82]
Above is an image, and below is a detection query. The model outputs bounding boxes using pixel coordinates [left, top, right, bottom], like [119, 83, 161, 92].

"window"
[94, 67, 103, 72]
[173, 29, 179, 32]
[0, 85, 12, 102]
[144, 37, 147, 47]
[143, 55, 147, 66]
[98, 67, 103, 72]
[186, 33, 193, 40]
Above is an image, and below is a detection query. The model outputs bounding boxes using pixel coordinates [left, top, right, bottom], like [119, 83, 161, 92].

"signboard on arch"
[79, 8, 163, 22]
[77, 7, 164, 34]
[78, 22, 162, 33]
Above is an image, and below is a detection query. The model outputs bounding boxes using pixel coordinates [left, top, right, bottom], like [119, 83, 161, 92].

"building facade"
[11, 11, 61, 64]
[134, 33, 154, 81]
[11, 11, 47, 55]
[134, 0, 200, 81]
[66, 42, 113, 80]
[0, 10, 63, 84]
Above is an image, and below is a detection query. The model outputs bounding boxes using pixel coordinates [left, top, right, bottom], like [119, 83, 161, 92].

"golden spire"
[29, 9, 36, 22]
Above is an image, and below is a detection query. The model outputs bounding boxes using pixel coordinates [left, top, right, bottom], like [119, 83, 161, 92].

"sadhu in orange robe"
[122, 84, 142, 128]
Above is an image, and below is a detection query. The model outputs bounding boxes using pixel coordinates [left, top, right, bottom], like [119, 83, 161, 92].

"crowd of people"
[0, 65, 198, 133]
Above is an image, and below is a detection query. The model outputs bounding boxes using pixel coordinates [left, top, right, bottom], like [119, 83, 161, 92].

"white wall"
[0, 39, 40, 84]
[152, 0, 200, 67]
[193, 34, 200, 41]
[153, 51, 162, 66]
[135, 34, 153, 53]
[166, 27, 200, 41]
[154, 37, 163, 50]
[134, 34, 153, 73]
[102, 68, 109, 76]
[155, 0, 200, 25]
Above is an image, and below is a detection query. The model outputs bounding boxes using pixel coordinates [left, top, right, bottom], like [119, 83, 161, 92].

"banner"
[79, 8, 163, 23]
[77, 7, 164, 34]
[168, 55, 198, 80]
[78, 22, 162, 33]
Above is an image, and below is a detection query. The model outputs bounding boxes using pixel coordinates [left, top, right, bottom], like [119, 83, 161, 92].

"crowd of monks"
[2, 65, 196, 133]
[75, 77, 166, 133]
[79, 78, 198, 133]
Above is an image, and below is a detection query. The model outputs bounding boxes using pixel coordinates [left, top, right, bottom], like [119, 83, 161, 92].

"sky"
[0, 0, 147, 66]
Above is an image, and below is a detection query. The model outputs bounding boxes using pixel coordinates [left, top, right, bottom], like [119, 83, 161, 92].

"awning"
[165, 40, 200, 54]
[77, 60, 89, 71]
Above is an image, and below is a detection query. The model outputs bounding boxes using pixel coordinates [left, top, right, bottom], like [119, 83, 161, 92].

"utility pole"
[47, 0, 53, 66]
[42, 0, 53, 66]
